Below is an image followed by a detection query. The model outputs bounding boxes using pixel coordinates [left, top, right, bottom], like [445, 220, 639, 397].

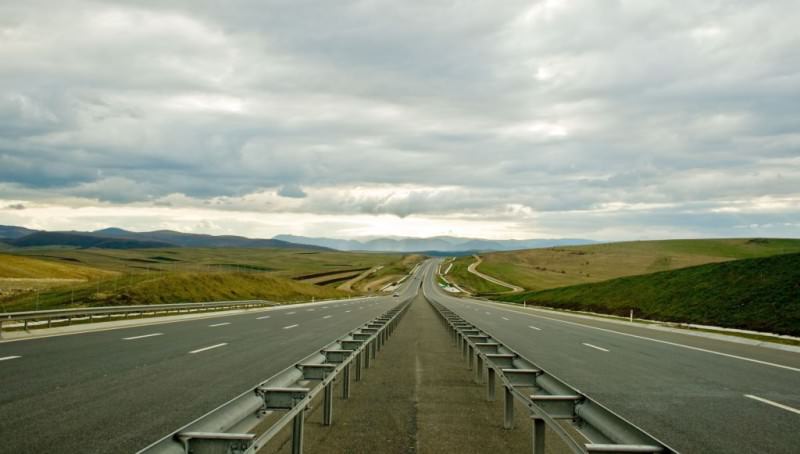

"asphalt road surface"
[0, 272, 419, 454]
[422, 259, 800, 453]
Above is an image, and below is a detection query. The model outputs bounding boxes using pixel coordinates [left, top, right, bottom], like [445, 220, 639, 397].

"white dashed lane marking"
[189, 343, 227, 354]
[208, 322, 230, 327]
[123, 333, 163, 340]
[283, 324, 299, 330]
[745, 394, 800, 415]
[582, 343, 609, 352]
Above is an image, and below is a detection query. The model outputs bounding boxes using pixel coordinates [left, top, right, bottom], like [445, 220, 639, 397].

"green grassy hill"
[446, 258, 508, 294]
[2, 271, 349, 312]
[455, 238, 800, 293]
[499, 252, 800, 336]
[0, 248, 418, 312]
[0, 253, 114, 280]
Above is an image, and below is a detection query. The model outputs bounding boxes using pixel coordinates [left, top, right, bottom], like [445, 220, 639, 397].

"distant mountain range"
[0, 226, 329, 251]
[0, 224, 596, 253]
[273, 234, 596, 253]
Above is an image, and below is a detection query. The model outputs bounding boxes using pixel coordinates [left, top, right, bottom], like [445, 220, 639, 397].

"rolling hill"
[9, 232, 175, 249]
[0, 225, 330, 250]
[274, 234, 595, 252]
[498, 252, 800, 336]
[93, 228, 330, 250]
[454, 238, 800, 292]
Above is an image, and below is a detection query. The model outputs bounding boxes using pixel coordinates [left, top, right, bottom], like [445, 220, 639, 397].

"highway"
[0, 271, 419, 454]
[422, 259, 800, 453]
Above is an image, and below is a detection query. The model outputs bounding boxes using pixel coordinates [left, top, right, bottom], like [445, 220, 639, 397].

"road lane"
[422, 259, 800, 453]
[0, 272, 420, 454]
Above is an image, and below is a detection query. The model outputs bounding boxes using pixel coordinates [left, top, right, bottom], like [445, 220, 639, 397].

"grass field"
[498, 252, 800, 336]
[446, 257, 507, 294]
[451, 238, 800, 293]
[0, 271, 350, 312]
[0, 247, 417, 311]
[9, 247, 398, 277]
[355, 254, 425, 292]
[0, 253, 115, 280]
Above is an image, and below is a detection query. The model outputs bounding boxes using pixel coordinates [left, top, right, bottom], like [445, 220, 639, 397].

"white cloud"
[0, 1, 798, 240]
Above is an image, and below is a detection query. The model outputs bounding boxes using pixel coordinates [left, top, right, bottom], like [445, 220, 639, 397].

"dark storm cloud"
[0, 0, 798, 237]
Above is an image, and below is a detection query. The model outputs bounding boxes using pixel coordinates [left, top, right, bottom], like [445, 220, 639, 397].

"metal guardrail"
[0, 300, 279, 337]
[427, 299, 678, 454]
[138, 297, 411, 454]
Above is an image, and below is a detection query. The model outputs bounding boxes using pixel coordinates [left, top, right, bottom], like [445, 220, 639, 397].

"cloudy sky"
[1, 0, 798, 241]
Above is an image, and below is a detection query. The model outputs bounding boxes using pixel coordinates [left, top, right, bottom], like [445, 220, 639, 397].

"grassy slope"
[467, 238, 800, 292]
[446, 257, 507, 294]
[1, 272, 349, 312]
[355, 254, 425, 291]
[1, 248, 416, 311]
[499, 253, 800, 336]
[10, 247, 399, 276]
[0, 253, 114, 280]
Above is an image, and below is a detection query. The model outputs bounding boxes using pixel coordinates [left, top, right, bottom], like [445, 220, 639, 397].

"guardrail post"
[531, 416, 545, 454]
[475, 354, 484, 384]
[487, 367, 496, 402]
[342, 363, 351, 399]
[323, 382, 334, 426]
[364, 345, 371, 369]
[468, 344, 474, 370]
[355, 352, 362, 381]
[370, 339, 377, 360]
[504, 386, 514, 430]
[292, 410, 305, 454]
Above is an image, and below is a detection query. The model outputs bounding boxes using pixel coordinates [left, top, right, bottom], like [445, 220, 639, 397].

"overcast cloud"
[1, 0, 798, 240]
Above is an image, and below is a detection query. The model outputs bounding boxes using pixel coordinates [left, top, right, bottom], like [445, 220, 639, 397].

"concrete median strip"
[268, 293, 555, 454]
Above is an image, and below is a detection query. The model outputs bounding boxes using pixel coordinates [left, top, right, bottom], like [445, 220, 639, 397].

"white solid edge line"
[283, 324, 299, 330]
[583, 342, 610, 352]
[744, 394, 800, 415]
[323, 315, 332, 319]
[0, 355, 22, 361]
[123, 333, 163, 340]
[208, 322, 231, 327]
[256, 315, 271, 320]
[467, 301, 800, 373]
[189, 343, 227, 354]
[528, 325, 542, 331]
